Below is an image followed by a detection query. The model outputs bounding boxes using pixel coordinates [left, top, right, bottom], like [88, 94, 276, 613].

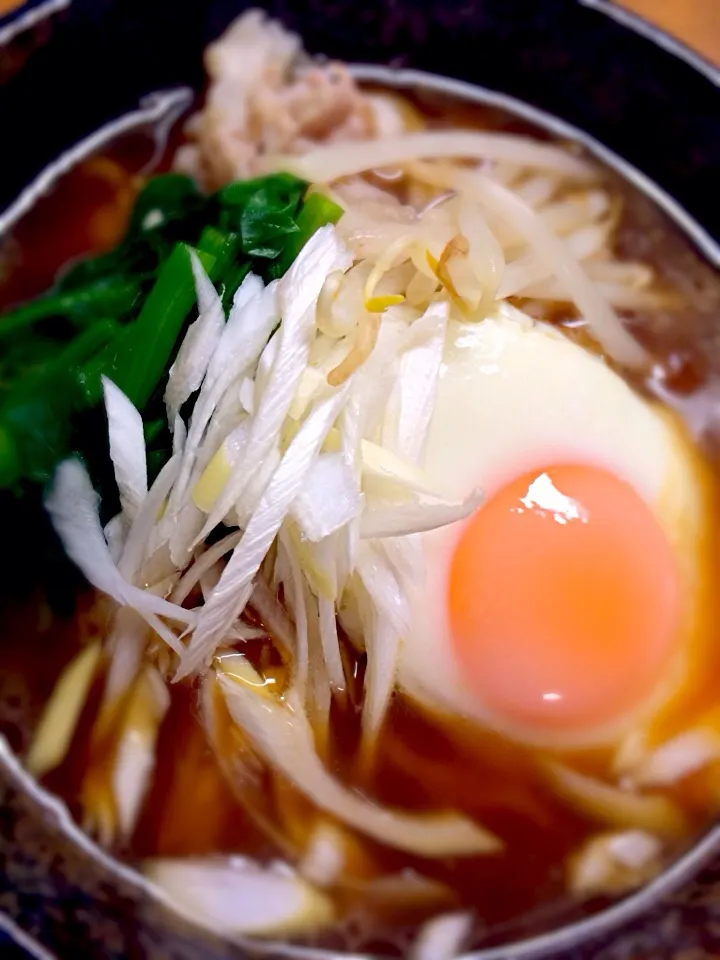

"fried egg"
[398, 306, 714, 748]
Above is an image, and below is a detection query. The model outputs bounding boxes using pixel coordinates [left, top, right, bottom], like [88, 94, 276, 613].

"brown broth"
[0, 119, 186, 312]
[1, 86, 720, 954]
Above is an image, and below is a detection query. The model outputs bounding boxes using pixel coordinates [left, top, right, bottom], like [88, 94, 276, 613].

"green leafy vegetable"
[221, 262, 252, 312]
[108, 245, 215, 409]
[198, 227, 243, 284]
[0, 321, 119, 487]
[143, 418, 165, 446]
[0, 276, 140, 337]
[219, 173, 306, 259]
[127, 173, 206, 242]
[0, 170, 344, 495]
[272, 192, 344, 278]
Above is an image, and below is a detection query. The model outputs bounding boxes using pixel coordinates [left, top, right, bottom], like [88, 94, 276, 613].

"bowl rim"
[0, 0, 71, 47]
[580, 0, 719, 88]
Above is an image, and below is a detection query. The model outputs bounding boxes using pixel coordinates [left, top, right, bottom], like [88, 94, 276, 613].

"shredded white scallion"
[218, 670, 501, 857]
[102, 377, 148, 521]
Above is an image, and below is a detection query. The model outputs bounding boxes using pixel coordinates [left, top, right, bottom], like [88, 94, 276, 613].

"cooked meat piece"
[175, 10, 376, 189]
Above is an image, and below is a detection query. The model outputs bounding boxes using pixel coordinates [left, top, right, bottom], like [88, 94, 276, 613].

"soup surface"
[1, 11, 720, 957]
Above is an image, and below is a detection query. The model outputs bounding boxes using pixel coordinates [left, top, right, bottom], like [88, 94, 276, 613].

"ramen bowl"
[0, 1, 719, 958]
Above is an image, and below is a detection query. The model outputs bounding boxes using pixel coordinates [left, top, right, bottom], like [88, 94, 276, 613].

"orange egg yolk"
[448, 464, 681, 734]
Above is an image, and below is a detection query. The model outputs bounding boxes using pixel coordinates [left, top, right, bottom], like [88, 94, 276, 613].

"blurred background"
[0, 0, 718, 62]
[617, 0, 719, 62]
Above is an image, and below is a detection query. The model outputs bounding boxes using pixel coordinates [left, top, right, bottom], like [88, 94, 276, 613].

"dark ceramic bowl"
[0, 2, 719, 958]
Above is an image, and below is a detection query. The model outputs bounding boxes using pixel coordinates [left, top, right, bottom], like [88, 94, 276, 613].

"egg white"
[398, 305, 710, 748]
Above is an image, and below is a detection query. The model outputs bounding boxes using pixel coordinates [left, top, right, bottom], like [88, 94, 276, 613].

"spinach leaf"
[271, 192, 344, 278]
[127, 174, 206, 241]
[0, 169, 343, 495]
[219, 173, 306, 259]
